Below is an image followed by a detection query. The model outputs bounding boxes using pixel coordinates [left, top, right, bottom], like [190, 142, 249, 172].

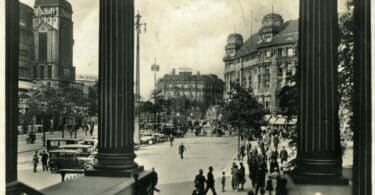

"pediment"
[34, 21, 57, 31]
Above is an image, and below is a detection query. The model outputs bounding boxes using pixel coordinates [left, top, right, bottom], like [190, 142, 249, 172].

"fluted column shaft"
[352, 0, 372, 194]
[6, 0, 20, 184]
[295, 0, 342, 176]
[92, 0, 138, 171]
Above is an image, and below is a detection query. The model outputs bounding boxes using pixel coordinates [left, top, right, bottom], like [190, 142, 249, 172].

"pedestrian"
[240, 142, 246, 161]
[238, 162, 246, 190]
[275, 177, 288, 195]
[149, 167, 160, 192]
[265, 178, 273, 195]
[248, 155, 258, 187]
[255, 158, 267, 195]
[279, 146, 288, 164]
[273, 134, 280, 150]
[231, 163, 239, 191]
[269, 158, 279, 174]
[194, 169, 206, 195]
[89, 120, 94, 136]
[178, 142, 187, 159]
[246, 140, 252, 156]
[169, 134, 174, 146]
[39, 150, 49, 171]
[32, 151, 39, 173]
[205, 166, 217, 195]
[221, 171, 226, 192]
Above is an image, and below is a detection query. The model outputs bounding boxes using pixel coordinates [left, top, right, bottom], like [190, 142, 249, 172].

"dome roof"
[34, 0, 72, 12]
[225, 33, 243, 50]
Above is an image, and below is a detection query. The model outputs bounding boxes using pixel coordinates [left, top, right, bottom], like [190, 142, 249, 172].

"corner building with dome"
[223, 13, 298, 113]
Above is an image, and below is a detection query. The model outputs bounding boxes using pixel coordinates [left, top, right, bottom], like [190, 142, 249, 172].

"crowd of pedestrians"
[192, 128, 291, 195]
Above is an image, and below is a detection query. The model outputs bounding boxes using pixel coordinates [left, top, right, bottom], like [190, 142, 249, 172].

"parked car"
[153, 133, 167, 143]
[48, 149, 95, 173]
[80, 138, 98, 151]
[46, 138, 83, 152]
[140, 133, 156, 145]
[58, 144, 95, 157]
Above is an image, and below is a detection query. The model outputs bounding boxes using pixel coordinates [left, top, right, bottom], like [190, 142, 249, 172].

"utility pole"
[135, 11, 146, 131]
[151, 58, 160, 131]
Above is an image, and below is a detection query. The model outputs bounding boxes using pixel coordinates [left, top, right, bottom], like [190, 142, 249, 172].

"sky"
[20, 0, 348, 100]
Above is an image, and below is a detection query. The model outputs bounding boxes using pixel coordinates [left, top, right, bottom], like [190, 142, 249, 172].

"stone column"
[5, 0, 41, 193]
[292, 0, 346, 184]
[85, 0, 143, 177]
[352, 0, 372, 194]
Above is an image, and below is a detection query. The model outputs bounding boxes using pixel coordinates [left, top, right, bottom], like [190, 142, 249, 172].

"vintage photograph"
[1, 0, 373, 194]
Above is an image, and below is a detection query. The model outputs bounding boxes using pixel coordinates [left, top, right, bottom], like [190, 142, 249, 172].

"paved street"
[18, 131, 353, 194]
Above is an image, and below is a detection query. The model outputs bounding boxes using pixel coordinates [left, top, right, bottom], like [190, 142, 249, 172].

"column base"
[288, 170, 349, 185]
[85, 166, 144, 177]
[6, 181, 43, 195]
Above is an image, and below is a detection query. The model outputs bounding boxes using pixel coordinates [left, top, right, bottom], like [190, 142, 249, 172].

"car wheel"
[148, 140, 153, 145]
[50, 164, 59, 173]
[83, 164, 93, 171]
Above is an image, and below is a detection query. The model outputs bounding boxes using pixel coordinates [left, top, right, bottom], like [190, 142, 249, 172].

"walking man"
[179, 142, 187, 159]
[32, 151, 39, 173]
[40, 150, 49, 171]
[169, 134, 174, 146]
[194, 169, 206, 195]
[205, 166, 217, 195]
[150, 167, 160, 192]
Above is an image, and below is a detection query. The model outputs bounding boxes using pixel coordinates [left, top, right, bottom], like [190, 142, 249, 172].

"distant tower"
[33, 0, 75, 86]
[224, 33, 243, 58]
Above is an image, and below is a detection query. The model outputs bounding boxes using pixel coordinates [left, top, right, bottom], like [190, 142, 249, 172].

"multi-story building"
[19, 3, 36, 114]
[75, 74, 98, 95]
[32, 0, 75, 87]
[157, 69, 224, 106]
[223, 13, 298, 113]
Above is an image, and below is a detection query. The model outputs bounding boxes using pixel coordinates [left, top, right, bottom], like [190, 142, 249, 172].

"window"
[277, 48, 283, 57]
[265, 101, 269, 108]
[258, 74, 262, 90]
[265, 50, 271, 57]
[278, 67, 283, 76]
[40, 65, 44, 78]
[33, 66, 37, 79]
[48, 65, 52, 78]
[38, 32, 48, 61]
[287, 47, 295, 56]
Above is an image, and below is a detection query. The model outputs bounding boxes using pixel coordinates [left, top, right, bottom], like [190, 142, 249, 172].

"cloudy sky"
[20, 0, 347, 100]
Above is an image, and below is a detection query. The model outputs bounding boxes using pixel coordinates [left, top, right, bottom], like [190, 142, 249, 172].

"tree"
[87, 82, 99, 117]
[19, 84, 87, 138]
[222, 83, 268, 138]
[277, 85, 297, 129]
[338, 8, 354, 138]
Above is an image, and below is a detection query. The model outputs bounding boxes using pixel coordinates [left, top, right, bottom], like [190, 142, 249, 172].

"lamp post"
[151, 58, 160, 131]
[135, 11, 146, 128]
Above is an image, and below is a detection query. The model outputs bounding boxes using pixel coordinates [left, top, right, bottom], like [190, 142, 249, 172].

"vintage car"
[46, 138, 83, 152]
[153, 133, 167, 143]
[80, 138, 98, 151]
[58, 144, 95, 157]
[140, 132, 156, 145]
[48, 149, 95, 173]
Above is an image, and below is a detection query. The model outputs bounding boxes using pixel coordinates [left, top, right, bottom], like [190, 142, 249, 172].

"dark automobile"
[46, 138, 82, 152]
[48, 149, 95, 173]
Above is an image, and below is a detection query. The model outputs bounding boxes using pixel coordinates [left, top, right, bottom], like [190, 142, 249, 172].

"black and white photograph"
[0, 0, 374, 194]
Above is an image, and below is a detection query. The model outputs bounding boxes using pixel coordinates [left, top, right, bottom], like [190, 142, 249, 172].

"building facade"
[19, 3, 36, 114]
[32, 0, 75, 87]
[223, 13, 298, 113]
[157, 70, 224, 106]
[75, 74, 98, 95]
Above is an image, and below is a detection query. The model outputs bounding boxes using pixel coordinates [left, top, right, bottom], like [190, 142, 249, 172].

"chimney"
[197, 71, 200, 76]
[172, 69, 176, 75]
